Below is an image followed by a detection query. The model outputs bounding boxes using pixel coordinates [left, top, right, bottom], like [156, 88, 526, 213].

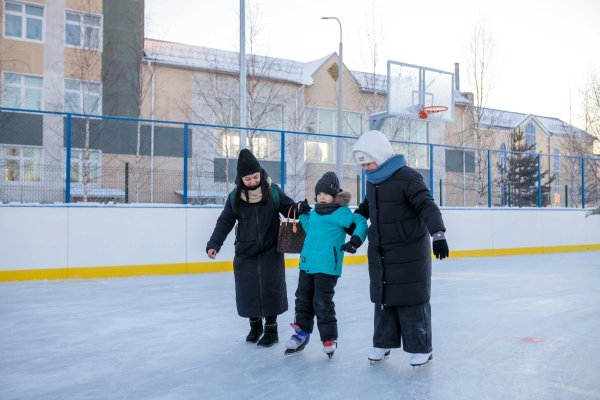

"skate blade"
[284, 348, 304, 356]
[326, 352, 334, 359]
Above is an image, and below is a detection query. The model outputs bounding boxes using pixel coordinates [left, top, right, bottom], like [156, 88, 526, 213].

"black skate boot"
[257, 323, 278, 347]
[246, 318, 263, 343]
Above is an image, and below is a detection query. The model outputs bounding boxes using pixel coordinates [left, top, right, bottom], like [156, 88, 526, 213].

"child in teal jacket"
[284, 172, 367, 358]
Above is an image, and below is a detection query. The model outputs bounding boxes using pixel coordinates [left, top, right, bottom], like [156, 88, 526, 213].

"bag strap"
[285, 204, 299, 233]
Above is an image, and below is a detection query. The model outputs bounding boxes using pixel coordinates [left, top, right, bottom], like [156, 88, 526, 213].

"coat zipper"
[374, 184, 385, 308]
[333, 246, 338, 269]
[255, 206, 265, 316]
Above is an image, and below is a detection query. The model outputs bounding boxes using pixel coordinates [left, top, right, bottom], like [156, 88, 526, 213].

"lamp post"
[321, 16, 344, 187]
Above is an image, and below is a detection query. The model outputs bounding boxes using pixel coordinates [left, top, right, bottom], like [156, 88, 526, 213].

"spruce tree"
[497, 129, 554, 207]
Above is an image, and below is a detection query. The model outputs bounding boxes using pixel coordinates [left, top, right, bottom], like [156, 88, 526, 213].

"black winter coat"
[206, 183, 296, 318]
[356, 166, 445, 306]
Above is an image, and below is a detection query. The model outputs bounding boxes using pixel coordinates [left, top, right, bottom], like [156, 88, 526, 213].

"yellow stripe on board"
[0, 245, 598, 282]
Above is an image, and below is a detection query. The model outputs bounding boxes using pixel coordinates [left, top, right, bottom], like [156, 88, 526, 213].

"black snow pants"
[294, 270, 338, 342]
[373, 301, 432, 354]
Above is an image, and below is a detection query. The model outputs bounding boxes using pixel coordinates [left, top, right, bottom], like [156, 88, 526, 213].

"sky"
[145, 0, 600, 130]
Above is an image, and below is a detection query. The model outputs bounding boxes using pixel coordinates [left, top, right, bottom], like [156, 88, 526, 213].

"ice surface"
[1, 252, 599, 400]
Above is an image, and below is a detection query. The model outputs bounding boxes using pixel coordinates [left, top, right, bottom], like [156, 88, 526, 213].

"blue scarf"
[365, 154, 407, 184]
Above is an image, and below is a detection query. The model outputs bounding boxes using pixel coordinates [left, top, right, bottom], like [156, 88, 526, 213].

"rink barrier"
[4, 245, 600, 282]
[0, 256, 369, 282]
[1, 206, 599, 282]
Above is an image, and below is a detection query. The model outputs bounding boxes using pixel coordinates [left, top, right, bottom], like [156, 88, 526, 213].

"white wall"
[0, 205, 599, 272]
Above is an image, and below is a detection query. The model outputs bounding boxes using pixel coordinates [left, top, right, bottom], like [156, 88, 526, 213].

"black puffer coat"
[356, 166, 445, 306]
[206, 175, 296, 318]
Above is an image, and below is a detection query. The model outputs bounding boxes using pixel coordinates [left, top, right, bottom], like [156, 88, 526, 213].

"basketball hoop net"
[419, 105, 448, 119]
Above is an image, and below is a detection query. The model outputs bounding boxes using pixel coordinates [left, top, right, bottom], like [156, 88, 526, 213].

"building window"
[525, 123, 536, 149]
[445, 149, 475, 173]
[1, 144, 42, 183]
[381, 117, 428, 168]
[65, 10, 102, 50]
[1, 72, 43, 110]
[67, 148, 101, 185]
[3, 1, 44, 41]
[247, 102, 283, 160]
[64, 79, 101, 114]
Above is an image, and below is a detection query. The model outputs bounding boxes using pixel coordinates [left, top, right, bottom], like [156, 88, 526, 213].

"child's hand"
[341, 235, 362, 254]
[297, 199, 311, 215]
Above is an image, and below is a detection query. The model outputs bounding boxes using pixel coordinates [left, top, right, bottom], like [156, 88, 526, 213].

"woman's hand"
[207, 249, 218, 259]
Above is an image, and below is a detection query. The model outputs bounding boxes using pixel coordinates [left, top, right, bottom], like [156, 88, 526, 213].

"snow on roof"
[480, 107, 589, 137]
[145, 39, 322, 86]
[351, 70, 387, 93]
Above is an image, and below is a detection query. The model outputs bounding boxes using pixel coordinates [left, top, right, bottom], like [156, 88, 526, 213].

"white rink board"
[0, 205, 599, 271]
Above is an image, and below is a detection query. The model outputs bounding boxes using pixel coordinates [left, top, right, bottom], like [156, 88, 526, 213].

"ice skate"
[323, 340, 337, 359]
[409, 352, 432, 367]
[284, 323, 310, 356]
[368, 347, 391, 365]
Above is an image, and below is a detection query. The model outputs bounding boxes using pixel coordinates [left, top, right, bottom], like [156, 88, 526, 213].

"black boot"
[257, 323, 278, 347]
[246, 318, 263, 343]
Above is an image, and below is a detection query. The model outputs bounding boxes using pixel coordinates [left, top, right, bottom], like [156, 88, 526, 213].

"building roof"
[479, 107, 590, 138]
[144, 39, 334, 86]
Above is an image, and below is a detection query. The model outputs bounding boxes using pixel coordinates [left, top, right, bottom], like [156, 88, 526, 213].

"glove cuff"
[432, 231, 446, 241]
[350, 235, 362, 247]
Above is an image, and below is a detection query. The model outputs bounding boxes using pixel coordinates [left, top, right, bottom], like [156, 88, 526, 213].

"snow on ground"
[1, 252, 599, 400]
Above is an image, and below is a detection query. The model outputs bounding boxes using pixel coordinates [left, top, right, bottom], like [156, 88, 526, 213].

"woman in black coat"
[352, 130, 450, 367]
[206, 149, 296, 347]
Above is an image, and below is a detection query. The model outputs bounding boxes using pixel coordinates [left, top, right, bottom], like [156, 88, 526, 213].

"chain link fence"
[1, 108, 599, 208]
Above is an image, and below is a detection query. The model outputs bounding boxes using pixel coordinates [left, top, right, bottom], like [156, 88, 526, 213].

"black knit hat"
[315, 171, 341, 198]
[237, 149, 261, 177]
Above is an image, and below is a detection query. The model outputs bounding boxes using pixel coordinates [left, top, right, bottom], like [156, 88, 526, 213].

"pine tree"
[497, 130, 555, 207]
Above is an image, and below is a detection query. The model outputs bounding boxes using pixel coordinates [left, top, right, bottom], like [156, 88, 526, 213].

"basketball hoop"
[419, 105, 448, 119]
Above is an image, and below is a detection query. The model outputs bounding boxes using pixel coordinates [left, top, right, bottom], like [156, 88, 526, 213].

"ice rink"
[1, 252, 599, 400]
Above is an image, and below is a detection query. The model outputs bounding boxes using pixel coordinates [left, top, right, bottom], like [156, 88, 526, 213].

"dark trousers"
[294, 270, 338, 342]
[373, 301, 432, 354]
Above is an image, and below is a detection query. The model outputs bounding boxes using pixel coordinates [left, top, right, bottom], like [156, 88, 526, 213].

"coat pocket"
[235, 240, 258, 255]
[332, 246, 338, 267]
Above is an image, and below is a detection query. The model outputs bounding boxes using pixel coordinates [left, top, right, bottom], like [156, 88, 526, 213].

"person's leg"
[313, 273, 338, 342]
[257, 314, 278, 347]
[246, 317, 263, 343]
[373, 304, 402, 349]
[293, 270, 316, 333]
[397, 301, 432, 354]
[397, 301, 432, 365]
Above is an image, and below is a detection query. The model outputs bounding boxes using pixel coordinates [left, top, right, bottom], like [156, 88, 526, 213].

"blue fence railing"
[1, 107, 599, 209]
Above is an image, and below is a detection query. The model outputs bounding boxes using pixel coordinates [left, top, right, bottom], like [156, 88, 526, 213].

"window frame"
[64, 147, 102, 187]
[3, 0, 45, 42]
[0, 143, 43, 185]
[1, 71, 44, 110]
[525, 123, 536, 150]
[64, 9, 103, 51]
[63, 78, 102, 115]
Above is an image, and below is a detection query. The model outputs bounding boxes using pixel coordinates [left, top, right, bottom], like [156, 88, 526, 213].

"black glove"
[343, 223, 356, 236]
[340, 235, 362, 254]
[432, 231, 449, 260]
[297, 199, 311, 215]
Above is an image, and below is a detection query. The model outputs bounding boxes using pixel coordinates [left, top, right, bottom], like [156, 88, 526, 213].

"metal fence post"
[65, 114, 72, 203]
[537, 153, 542, 208]
[183, 123, 189, 205]
[581, 157, 585, 208]
[487, 149, 491, 208]
[429, 144, 434, 199]
[280, 131, 285, 191]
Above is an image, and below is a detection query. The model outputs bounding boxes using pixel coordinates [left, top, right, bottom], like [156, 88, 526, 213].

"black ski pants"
[373, 301, 432, 354]
[294, 270, 338, 342]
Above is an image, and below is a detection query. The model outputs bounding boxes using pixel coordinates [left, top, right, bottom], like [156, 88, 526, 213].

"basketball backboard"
[387, 60, 455, 122]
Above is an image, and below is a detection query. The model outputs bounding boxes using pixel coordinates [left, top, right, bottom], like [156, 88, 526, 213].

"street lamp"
[321, 16, 344, 188]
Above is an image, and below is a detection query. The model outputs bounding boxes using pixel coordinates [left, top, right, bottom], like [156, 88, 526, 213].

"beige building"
[1, 1, 596, 206]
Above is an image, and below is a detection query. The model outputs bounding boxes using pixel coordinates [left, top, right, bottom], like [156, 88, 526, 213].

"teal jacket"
[298, 192, 368, 277]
